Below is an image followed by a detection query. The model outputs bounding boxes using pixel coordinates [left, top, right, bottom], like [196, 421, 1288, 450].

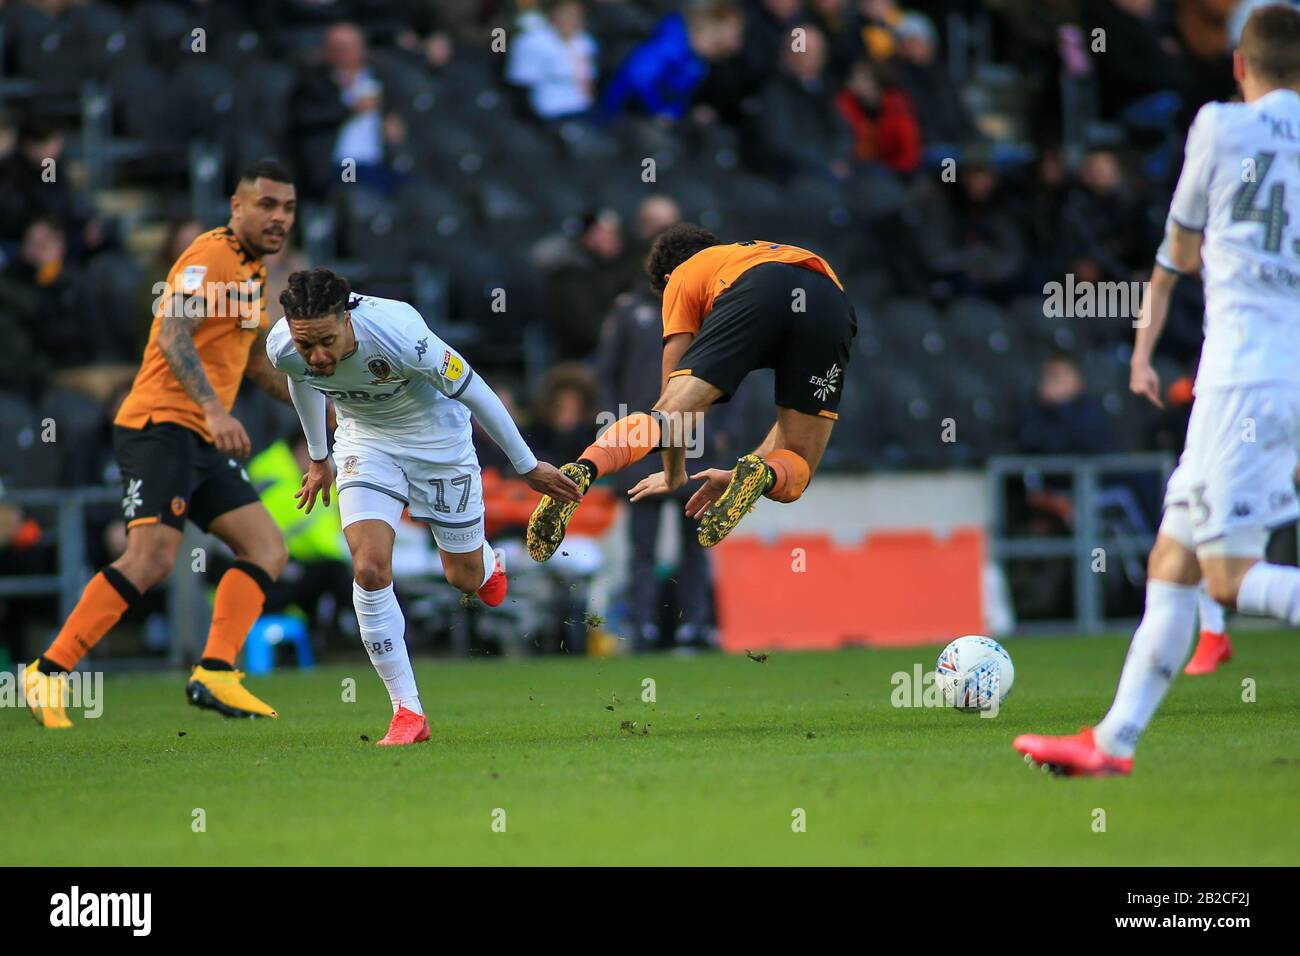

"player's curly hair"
[280, 267, 355, 319]
[645, 222, 721, 293]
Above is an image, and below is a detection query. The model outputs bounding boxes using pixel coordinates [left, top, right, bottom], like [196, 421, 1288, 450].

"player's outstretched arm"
[245, 326, 293, 406]
[453, 373, 581, 502]
[682, 421, 779, 517]
[625, 332, 699, 502]
[158, 310, 250, 458]
[286, 375, 333, 512]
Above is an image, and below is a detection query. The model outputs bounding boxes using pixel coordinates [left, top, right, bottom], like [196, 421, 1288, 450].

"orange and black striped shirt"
[661, 241, 842, 339]
[115, 227, 268, 442]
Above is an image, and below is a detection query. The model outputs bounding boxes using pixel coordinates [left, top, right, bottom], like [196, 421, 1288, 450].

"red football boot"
[1184, 629, 1233, 675]
[376, 706, 430, 746]
[1013, 726, 1133, 777]
[477, 549, 507, 608]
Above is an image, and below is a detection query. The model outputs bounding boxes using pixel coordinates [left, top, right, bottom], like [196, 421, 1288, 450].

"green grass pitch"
[3, 633, 1297, 865]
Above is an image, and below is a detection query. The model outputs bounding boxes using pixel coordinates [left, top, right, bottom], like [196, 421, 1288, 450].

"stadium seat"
[234, 60, 296, 144]
[947, 297, 1013, 357]
[173, 60, 239, 140]
[69, 2, 135, 81]
[334, 190, 414, 278]
[0, 393, 60, 489]
[242, 615, 314, 675]
[556, 120, 622, 162]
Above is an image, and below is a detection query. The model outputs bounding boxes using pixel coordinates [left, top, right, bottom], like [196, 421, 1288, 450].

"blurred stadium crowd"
[0, 0, 1275, 657]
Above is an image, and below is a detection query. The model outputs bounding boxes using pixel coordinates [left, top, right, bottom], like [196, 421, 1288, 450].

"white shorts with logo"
[1163, 383, 1300, 545]
[333, 432, 485, 553]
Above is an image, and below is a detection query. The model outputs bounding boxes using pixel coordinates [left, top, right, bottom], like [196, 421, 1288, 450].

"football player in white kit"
[267, 268, 581, 745]
[1128, 260, 1237, 675]
[1017, 4, 1300, 775]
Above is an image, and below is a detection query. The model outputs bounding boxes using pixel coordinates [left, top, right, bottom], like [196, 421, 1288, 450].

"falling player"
[268, 268, 581, 746]
[526, 226, 857, 561]
[1016, 4, 1300, 775]
[25, 160, 299, 728]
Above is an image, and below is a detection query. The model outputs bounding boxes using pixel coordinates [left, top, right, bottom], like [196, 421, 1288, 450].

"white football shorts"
[333, 433, 485, 553]
[1163, 383, 1300, 545]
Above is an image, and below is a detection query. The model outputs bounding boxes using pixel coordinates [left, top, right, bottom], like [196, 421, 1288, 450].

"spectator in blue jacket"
[601, 1, 743, 120]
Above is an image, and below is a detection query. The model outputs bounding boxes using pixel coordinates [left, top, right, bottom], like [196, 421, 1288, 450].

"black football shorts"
[113, 421, 261, 531]
[672, 262, 857, 419]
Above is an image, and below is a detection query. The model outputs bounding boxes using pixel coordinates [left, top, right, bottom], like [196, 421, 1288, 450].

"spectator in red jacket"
[835, 58, 922, 173]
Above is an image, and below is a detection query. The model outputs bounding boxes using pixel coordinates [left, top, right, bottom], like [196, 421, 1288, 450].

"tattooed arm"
[157, 311, 218, 407]
[245, 326, 293, 406]
[157, 310, 251, 458]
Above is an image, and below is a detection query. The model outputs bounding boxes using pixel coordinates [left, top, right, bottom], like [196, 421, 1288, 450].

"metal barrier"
[986, 453, 1175, 634]
[0, 486, 208, 667]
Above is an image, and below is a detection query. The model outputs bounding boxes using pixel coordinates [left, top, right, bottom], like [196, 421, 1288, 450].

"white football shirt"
[1168, 89, 1300, 388]
[267, 294, 473, 454]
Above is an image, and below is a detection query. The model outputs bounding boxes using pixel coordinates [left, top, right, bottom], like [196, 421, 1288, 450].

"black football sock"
[199, 657, 235, 672]
[37, 656, 69, 676]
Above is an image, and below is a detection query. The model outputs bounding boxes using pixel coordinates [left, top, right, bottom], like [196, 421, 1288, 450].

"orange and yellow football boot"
[697, 454, 770, 548]
[24, 661, 73, 729]
[185, 666, 278, 718]
[526, 463, 592, 561]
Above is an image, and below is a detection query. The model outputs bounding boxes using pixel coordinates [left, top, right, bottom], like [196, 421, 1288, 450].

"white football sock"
[478, 540, 497, 589]
[1237, 561, 1300, 626]
[1197, 584, 1226, 634]
[1093, 580, 1198, 759]
[353, 581, 421, 715]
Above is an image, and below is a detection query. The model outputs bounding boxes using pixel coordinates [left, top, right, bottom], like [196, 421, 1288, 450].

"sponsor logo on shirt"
[122, 478, 143, 518]
[439, 350, 464, 381]
[810, 363, 840, 402]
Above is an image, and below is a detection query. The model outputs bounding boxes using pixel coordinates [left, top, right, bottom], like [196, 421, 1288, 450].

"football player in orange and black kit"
[527, 223, 857, 561]
[25, 160, 299, 727]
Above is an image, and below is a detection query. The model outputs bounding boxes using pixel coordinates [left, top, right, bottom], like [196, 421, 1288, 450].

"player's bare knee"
[128, 554, 174, 591]
[231, 539, 288, 582]
[1202, 570, 1239, 608]
[353, 553, 392, 592]
[1146, 534, 1199, 585]
[121, 538, 179, 590]
[261, 539, 290, 580]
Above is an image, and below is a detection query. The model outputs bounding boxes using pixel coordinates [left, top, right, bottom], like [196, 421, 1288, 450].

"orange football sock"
[201, 561, 271, 666]
[44, 568, 141, 671]
[763, 449, 810, 503]
[579, 412, 661, 478]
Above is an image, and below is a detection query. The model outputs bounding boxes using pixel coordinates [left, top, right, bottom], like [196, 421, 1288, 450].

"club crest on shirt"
[366, 355, 406, 385]
[179, 265, 207, 293]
